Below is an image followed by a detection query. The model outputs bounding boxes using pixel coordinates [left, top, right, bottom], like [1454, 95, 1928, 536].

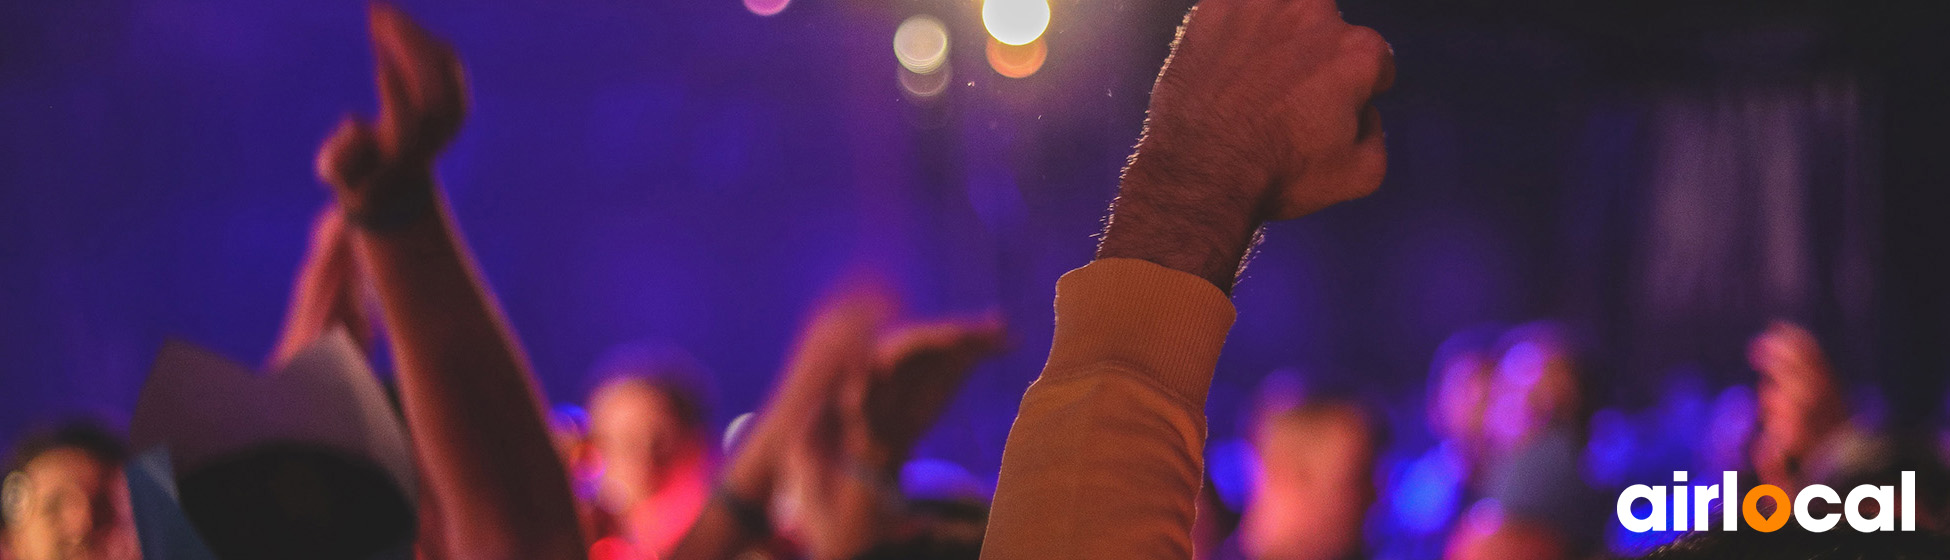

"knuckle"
[1356, 148, 1387, 188]
[1341, 26, 1388, 58]
[1332, 28, 1391, 90]
[1184, 2, 1220, 26]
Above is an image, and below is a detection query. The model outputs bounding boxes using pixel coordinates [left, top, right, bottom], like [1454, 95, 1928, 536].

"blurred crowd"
[3, 1, 1946, 560]
[12, 308, 1946, 560]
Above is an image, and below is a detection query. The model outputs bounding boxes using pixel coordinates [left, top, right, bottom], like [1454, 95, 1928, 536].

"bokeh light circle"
[894, 15, 950, 75]
[744, 0, 789, 17]
[981, 0, 1050, 46]
[986, 36, 1047, 78]
[900, 65, 953, 99]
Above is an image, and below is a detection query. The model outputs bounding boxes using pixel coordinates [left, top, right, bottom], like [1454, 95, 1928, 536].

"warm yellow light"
[894, 15, 950, 75]
[981, 0, 1049, 46]
[986, 36, 1046, 78]
[900, 66, 953, 99]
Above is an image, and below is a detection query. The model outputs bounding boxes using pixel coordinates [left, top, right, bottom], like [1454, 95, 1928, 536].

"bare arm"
[267, 207, 374, 369]
[669, 292, 887, 560]
[314, 5, 583, 559]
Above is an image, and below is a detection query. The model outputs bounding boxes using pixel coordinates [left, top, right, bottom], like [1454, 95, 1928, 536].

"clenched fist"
[315, 3, 469, 230]
[1100, 0, 1394, 290]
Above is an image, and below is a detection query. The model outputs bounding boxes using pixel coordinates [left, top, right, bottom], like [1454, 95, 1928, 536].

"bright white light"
[894, 15, 950, 75]
[982, 0, 1049, 46]
[744, 0, 789, 17]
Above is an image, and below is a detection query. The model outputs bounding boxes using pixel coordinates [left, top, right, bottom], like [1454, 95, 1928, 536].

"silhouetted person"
[584, 349, 716, 558]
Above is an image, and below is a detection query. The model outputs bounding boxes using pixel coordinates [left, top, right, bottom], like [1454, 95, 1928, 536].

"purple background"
[3, 0, 1946, 496]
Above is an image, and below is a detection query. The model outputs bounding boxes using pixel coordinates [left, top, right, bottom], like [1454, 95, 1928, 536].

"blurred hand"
[858, 316, 1008, 466]
[713, 287, 888, 559]
[1101, 0, 1393, 290]
[722, 286, 1005, 560]
[315, 3, 469, 222]
[788, 313, 1005, 560]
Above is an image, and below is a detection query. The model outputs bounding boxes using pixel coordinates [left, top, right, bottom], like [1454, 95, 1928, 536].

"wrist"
[1097, 152, 1267, 293]
[721, 449, 775, 503]
[339, 166, 440, 233]
[849, 437, 904, 482]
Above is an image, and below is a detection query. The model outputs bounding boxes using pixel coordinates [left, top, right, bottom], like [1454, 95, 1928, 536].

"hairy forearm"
[1096, 147, 1268, 293]
[353, 186, 584, 560]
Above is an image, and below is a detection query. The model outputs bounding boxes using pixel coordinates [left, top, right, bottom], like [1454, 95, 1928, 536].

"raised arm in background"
[982, 0, 1394, 557]
[266, 207, 374, 369]
[313, 5, 584, 559]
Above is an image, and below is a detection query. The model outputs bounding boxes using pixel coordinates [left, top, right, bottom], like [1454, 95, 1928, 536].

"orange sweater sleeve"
[981, 258, 1236, 560]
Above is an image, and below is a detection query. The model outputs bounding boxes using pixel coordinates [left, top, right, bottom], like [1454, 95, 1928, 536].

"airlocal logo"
[1616, 471, 1915, 533]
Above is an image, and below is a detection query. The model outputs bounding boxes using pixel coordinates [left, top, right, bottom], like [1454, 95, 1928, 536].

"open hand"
[721, 285, 1005, 559]
[859, 316, 1008, 466]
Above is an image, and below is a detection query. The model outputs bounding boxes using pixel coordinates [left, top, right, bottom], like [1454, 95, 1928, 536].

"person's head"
[130, 333, 420, 560]
[176, 443, 415, 560]
[1429, 326, 1504, 454]
[1483, 322, 1588, 454]
[1, 421, 137, 560]
[585, 346, 714, 517]
[1241, 399, 1383, 560]
[1748, 321, 1846, 485]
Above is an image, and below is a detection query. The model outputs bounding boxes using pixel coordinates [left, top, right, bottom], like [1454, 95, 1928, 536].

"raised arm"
[313, 5, 583, 559]
[983, 0, 1393, 558]
[670, 289, 1004, 560]
[267, 207, 374, 369]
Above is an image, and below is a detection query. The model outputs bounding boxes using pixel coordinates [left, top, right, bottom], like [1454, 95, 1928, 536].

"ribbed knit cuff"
[1043, 258, 1237, 406]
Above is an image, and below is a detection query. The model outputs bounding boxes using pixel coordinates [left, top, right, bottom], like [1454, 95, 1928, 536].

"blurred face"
[1748, 323, 1843, 488]
[2, 449, 138, 560]
[1242, 406, 1376, 560]
[589, 381, 686, 515]
[1750, 324, 1841, 454]
[1484, 342, 1579, 454]
[1432, 353, 1492, 446]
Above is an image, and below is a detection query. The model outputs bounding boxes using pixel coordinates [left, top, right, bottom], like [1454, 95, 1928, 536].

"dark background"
[2, 0, 1945, 500]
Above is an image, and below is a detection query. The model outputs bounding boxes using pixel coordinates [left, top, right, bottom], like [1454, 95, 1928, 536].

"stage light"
[986, 36, 1046, 78]
[982, 0, 1049, 46]
[744, 0, 789, 17]
[900, 65, 953, 99]
[894, 15, 950, 75]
